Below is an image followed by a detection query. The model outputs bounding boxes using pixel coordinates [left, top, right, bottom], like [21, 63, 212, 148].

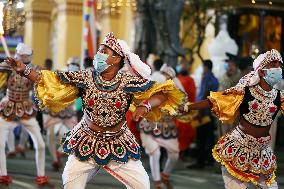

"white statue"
[208, 15, 238, 79]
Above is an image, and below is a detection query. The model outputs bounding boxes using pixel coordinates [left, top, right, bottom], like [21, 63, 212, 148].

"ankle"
[35, 176, 49, 185]
[0, 175, 12, 185]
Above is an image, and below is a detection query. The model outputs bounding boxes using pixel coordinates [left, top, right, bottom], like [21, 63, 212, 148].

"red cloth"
[126, 111, 141, 142]
[176, 75, 197, 151]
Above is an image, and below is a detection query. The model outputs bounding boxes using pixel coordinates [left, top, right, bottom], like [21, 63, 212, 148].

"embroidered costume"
[0, 43, 48, 186]
[208, 49, 283, 188]
[33, 33, 185, 189]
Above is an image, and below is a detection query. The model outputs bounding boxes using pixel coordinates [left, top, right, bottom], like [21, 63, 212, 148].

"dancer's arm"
[5, 57, 39, 82]
[132, 92, 167, 121]
[187, 99, 211, 111]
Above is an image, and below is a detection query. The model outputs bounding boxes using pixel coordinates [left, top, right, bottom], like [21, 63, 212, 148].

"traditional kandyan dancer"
[139, 65, 185, 189]
[43, 57, 79, 170]
[187, 49, 282, 189]
[0, 43, 48, 186]
[5, 32, 185, 189]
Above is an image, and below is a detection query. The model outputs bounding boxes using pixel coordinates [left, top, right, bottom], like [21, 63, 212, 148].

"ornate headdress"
[100, 32, 151, 78]
[14, 43, 33, 63]
[239, 49, 283, 87]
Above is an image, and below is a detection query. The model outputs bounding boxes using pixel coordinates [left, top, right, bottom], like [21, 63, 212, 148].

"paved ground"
[1, 147, 284, 189]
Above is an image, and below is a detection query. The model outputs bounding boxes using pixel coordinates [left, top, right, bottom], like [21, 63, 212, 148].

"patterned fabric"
[139, 118, 178, 139]
[61, 120, 140, 165]
[213, 126, 276, 186]
[0, 70, 37, 121]
[57, 70, 154, 127]
[35, 70, 185, 127]
[241, 86, 280, 126]
[209, 85, 282, 126]
[101, 32, 124, 57]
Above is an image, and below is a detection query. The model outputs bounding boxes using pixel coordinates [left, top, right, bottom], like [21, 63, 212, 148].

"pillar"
[54, 0, 83, 70]
[24, 0, 53, 67]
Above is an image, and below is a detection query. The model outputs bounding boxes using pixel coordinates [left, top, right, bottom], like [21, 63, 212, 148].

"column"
[24, 0, 53, 67]
[55, 0, 83, 70]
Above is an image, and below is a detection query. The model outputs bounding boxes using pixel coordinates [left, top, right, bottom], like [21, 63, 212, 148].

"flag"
[81, 0, 97, 65]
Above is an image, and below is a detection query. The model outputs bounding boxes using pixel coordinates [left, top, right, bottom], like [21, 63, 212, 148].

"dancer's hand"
[4, 57, 25, 74]
[132, 106, 148, 121]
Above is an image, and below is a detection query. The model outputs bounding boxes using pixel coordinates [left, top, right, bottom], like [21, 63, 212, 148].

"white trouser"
[222, 166, 278, 189]
[7, 129, 15, 152]
[140, 132, 179, 181]
[18, 128, 29, 148]
[62, 155, 150, 189]
[43, 114, 76, 162]
[0, 117, 45, 176]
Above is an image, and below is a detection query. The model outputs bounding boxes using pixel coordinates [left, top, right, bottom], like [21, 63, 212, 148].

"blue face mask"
[263, 67, 282, 86]
[176, 65, 182, 73]
[224, 63, 229, 72]
[93, 52, 109, 73]
[68, 64, 79, 72]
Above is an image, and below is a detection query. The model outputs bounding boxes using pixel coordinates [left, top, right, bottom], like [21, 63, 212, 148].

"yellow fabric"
[208, 91, 244, 124]
[0, 72, 8, 89]
[130, 80, 185, 122]
[35, 70, 79, 113]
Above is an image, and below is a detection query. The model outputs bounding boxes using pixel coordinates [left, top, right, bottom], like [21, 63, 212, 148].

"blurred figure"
[0, 43, 49, 186]
[218, 53, 242, 136]
[44, 58, 53, 70]
[188, 59, 219, 169]
[238, 56, 253, 77]
[139, 62, 182, 189]
[43, 57, 79, 170]
[151, 59, 165, 81]
[174, 62, 197, 159]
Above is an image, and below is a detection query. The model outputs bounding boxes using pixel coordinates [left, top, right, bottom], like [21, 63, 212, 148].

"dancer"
[0, 43, 49, 186]
[139, 64, 184, 189]
[43, 57, 79, 170]
[187, 49, 281, 189]
[5, 32, 185, 189]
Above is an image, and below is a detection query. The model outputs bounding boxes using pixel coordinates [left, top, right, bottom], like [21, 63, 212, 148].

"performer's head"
[93, 32, 151, 78]
[202, 59, 213, 74]
[67, 56, 80, 71]
[161, 65, 176, 80]
[255, 49, 283, 87]
[225, 52, 239, 77]
[93, 32, 124, 74]
[14, 43, 33, 64]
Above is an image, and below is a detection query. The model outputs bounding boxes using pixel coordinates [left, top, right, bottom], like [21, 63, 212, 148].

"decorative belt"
[7, 89, 29, 102]
[61, 119, 141, 165]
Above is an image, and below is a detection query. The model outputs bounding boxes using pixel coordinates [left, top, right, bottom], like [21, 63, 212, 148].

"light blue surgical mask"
[263, 67, 283, 86]
[176, 65, 182, 73]
[68, 64, 80, 71]
[93, 52, 110, 73]
[224, 63, 229, 72]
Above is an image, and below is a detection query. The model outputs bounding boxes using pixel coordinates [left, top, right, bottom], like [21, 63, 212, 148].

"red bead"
[253, 159, 259, 164]
[115, 101, 122, 108]
[70, 139, 76, 145]
[264, 159, 269, 166]
[131, 143, 136, 149]
[88, 98, 95, 106]
[99, 148, 107, 156]
[251, 102, 258, 110]
[272, 155, 276, 161]
[228, 147, 233, 153]
[269, 106, 276, 113]
[240, 156, 245, 162]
